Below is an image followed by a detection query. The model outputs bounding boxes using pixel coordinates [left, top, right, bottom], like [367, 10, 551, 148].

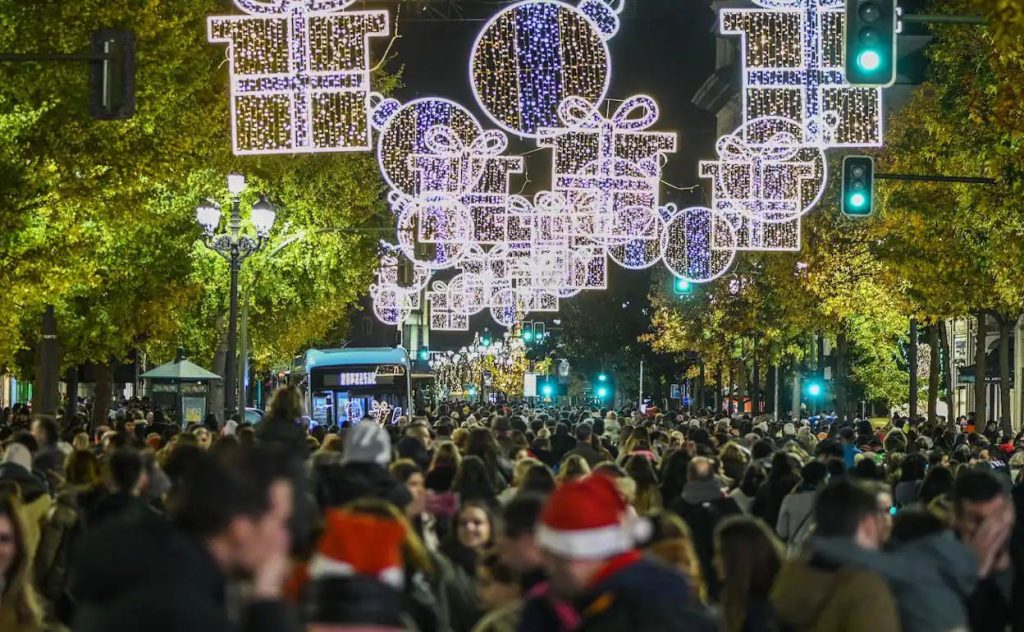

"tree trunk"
[208, 315, 230, 426]
[697, 362, 706, 410]
[737, 361, 748, 415]
[909, 319, 919, 419]
[928, 324, 940, 425]
[714, 366, 722, 415]
[92, 361, 113, 430]
[835, 333, 849, 419]
[64, 366, 79, 427]
[974, 311, 988, 426]
[998, 316, 1012, 437]
[939, 321, 955, 430]
[752, 357, 761, 415]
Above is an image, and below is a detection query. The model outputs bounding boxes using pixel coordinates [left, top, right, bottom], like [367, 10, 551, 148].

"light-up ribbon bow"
[421, 126, 511, 194]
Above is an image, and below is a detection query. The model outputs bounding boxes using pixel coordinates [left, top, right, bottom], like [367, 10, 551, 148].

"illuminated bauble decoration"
[375, 97, 482, 194]
[394, 193, 474, 270]
[607, 205, 665, 270]
[469, 0, 619, 138]
[660, 205, 737, 282]
[371, 283, 415, 325]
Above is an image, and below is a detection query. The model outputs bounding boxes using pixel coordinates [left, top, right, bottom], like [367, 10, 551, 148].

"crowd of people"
[0, 391, 1022, 631]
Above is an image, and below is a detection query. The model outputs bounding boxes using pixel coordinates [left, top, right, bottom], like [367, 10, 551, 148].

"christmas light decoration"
[699, 116, 824, 252]
[469, 0, 620, 138]
[660, 205, 737, 282]
[538, 95, 676, 243]
[209, 0, 390, 155]
[719, 0, 882, 147]
[353, 0, 890, 331]
[374, 97, 484, 195]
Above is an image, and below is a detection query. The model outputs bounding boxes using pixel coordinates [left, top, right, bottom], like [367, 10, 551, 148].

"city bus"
[291, 347, 412, 427]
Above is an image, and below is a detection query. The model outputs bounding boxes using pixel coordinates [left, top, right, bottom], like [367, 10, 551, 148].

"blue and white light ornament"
[659, 204, 737, 283]
[374, 97, 483, 195]
[469, 0, 622, 138]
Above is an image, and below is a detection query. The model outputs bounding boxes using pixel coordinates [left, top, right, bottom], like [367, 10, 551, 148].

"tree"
[875, 1, 1024, 433]
[0, 0, 398, 420]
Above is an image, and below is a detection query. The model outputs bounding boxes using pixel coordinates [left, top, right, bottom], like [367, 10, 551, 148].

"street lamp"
[195, 173, 276, 422]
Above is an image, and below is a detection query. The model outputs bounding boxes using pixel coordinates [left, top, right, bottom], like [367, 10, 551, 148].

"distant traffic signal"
[673, 276, 693, 296]
[841, 156, 875, 217]
[534, 322, 546, 340]
[89, 30, 136, 120]
[521, 321, 535, 343]
[805, 379, 825, 398]
[598, 373, 608, 382]
[417, 347, 430, 361]
[480, 328, 492, 347]
[844, 0, 897, 86]
[596, 386, 610, 400]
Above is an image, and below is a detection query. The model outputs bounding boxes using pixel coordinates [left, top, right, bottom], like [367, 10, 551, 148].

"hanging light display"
[208, 0, 391, 155]
[204, 0, 888, 331]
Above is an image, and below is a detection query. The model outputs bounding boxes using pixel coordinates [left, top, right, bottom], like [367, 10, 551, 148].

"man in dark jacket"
[563, 423, 604, 468]
[953, 468, 1018, 632]
[73, 447, 295, 632]
[31, 415, 65, 481]
[521, 475, 713, 632]
[667, 456, 740, 599]
[86, 447, 157, 528]
[313, 421, 411, 510]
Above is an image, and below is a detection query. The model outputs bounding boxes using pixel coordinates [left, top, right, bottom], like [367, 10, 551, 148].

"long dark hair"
[452, 455, 496, 504]
[715, 516, 782, 632]
[0, 489, 42, 627]
[464, 427, 502, 482]
[659, 449, 690, 501]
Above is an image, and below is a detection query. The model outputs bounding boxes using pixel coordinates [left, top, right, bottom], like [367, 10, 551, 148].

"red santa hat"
[537, 474, 647, 559]
[308, 509, 406, 588]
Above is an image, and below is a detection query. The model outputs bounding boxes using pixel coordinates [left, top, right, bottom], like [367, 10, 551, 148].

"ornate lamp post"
[195, 172, 276, 422]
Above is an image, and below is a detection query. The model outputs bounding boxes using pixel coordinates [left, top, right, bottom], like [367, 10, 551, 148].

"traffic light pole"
[901, 14, 986, 26]
[876, 173, 996, 185]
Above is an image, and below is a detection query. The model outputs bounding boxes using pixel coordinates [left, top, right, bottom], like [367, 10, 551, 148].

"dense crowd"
[0, 389, 1022, 632]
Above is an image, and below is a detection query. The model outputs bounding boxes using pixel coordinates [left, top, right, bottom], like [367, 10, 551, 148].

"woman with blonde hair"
[0, 491, 43, 631]
[644, 510, 707, 604]
[557, 453, 591, 484]
[497, 458, 542, 505]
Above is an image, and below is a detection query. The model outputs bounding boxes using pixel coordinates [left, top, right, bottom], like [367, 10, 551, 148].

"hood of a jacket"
[771, 555, 847, 627]
[0, 462, 48, 501]
[73, 514, 223, 606]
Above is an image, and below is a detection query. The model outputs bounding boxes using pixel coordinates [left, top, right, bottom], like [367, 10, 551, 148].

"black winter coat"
[313, 461, 412, 510]
[72, 513, 294, 632]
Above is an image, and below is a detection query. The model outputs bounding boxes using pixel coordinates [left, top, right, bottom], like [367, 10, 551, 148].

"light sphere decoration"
[375, 98, 483, 195]
[394, 193, 475, 270]
[469, 0, 619, 138]
[660, 205, 737, 283]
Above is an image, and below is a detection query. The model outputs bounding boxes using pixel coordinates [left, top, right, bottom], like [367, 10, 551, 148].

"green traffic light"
[542, 384, 553, 396]
[598, 373, 607, 382]
[857, 50, 881, 71]
[597, 386, 609, 399]
[522, 331, 534, 342]
[807, 383, 822, 396]
[848, 192, 867, 209]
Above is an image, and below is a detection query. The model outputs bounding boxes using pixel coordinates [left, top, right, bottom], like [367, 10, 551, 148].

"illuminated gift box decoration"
[208, 0, 389, 155]
[699, 116, 827, 252]
[719, 0, 882, 147]
[538, 96, 676, 227]
[409, 126, 525, 244]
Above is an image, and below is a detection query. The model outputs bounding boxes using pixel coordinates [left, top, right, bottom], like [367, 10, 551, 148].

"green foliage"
[0, 0, 397, 375]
